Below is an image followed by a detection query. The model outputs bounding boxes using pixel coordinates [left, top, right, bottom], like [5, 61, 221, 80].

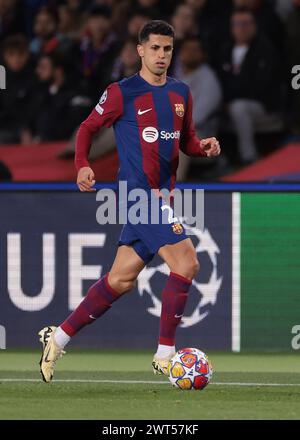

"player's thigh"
[108, 245, 146, 285]
[158, 238, 199, 279]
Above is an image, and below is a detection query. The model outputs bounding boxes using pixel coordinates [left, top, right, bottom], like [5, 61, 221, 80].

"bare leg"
[108, 245, 146, 294]
[158, 238, 199, 280]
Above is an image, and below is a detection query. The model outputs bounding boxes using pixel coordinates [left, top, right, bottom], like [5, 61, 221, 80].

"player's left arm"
[180, 90, 221, 158]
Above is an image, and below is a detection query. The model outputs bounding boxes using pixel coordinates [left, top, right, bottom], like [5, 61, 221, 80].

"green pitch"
[0, 350, 300, 420]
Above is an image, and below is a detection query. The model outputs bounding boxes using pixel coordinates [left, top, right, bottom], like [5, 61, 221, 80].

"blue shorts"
[118, 205, 188, 264]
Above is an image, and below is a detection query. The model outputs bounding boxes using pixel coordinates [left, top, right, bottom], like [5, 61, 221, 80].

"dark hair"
[138, 20, 174, 44]
[232, 7, 255, 18]
[2, 34, 29, 54]
[123, 37, 139, 47]
[37, 6, 58, 23]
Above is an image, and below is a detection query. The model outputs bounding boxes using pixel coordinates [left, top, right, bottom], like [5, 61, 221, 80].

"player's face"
[138, 34, 173, 76]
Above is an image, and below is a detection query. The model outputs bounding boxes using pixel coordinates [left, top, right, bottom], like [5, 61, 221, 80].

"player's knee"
[108, 273, 136, 294]
[183, 247, 200, 278]
[121, 278, 136, 293]
[172, 256, 199, 280]
[189, 258, 200, 278]
[118, 282, 134, 294]
[183, 254, 200, 279]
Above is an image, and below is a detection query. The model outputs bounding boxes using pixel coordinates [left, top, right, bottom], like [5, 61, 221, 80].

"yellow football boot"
[38, 326, 65, 383]
[152, 354, 174, 375]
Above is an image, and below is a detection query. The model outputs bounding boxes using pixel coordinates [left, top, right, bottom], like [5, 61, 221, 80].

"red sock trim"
[104, 272, 120, 298]
[170, 271, 192, 285]
[61, 321, 76, 337]
[159, 336, 175, 346]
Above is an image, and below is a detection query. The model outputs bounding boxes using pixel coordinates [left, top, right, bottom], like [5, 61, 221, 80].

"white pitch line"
[1, 378, 300, 387]
[0, 378, 168, 384]
[212, 382, 300, 387]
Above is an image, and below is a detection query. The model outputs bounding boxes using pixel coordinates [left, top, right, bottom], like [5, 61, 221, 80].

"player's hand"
[77, 167, 96, 192]
[200, 137, 221, 157]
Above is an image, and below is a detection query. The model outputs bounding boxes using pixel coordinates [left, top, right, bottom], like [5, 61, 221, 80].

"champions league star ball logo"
[137, 225, 222, 327]
[99, 89, 107, 104]
[96, 89, 108, 115]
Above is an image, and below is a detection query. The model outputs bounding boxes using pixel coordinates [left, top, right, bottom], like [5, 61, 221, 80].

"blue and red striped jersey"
[75, 73, 207, 192]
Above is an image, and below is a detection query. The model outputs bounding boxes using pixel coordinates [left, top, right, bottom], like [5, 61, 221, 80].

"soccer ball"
[168, 348, 213, 390]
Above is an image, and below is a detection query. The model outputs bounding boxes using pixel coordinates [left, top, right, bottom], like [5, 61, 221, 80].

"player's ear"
[137, 44, 144, 58]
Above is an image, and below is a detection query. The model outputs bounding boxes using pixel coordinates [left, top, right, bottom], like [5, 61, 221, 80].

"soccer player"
[38, 20, 221, 382]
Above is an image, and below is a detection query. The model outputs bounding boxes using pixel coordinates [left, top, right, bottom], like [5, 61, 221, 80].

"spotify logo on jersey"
[142, 127, 181, 143]
[142, 127, 159, 143]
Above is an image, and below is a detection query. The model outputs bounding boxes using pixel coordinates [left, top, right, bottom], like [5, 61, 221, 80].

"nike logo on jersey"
[138, 108, 152, 115]
[175, 314, 183, 318]
[89, 315, 97, 320]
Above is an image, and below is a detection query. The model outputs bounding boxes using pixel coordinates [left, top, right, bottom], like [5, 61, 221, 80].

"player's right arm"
[75, 82, 123, 192]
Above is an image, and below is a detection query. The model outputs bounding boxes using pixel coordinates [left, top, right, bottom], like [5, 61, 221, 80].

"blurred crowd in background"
[0, 0, 300, 180]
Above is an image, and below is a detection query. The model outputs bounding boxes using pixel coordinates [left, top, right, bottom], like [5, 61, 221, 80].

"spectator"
[22, 0, 51, 37]
[30, 6, 73, 57]
[176, 36, 223, 180]
[105, 0, 133, 37]
[57, 4, 83, 43]
[0, 0, 24, 39]
[170, 3, 199, 76]
[184, 0, 230, 61]
[26, 52, 89, 142]
[171, 3, 198, 41]
[126, 9, 152, 40]
[217, 7, 282, 165]
[78, 4, 121, 97]
[111, 37, 140, 81]
[0, 34, 35, 144]
[232, 0, 285, 54]
[177, 37, 222, 138]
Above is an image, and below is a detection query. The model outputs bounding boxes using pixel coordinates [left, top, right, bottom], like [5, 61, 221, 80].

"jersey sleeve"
[180, 90, 207, 157]
[75, 82, 123, 171]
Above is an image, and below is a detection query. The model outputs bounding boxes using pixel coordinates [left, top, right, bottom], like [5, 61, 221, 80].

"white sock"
[155, 344, 176, 359]
[54, 326, 71, 349]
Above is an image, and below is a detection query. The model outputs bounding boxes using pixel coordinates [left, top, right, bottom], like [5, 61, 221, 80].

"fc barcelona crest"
[172, 223, 183, 234]
[175, 103, 185, 117]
